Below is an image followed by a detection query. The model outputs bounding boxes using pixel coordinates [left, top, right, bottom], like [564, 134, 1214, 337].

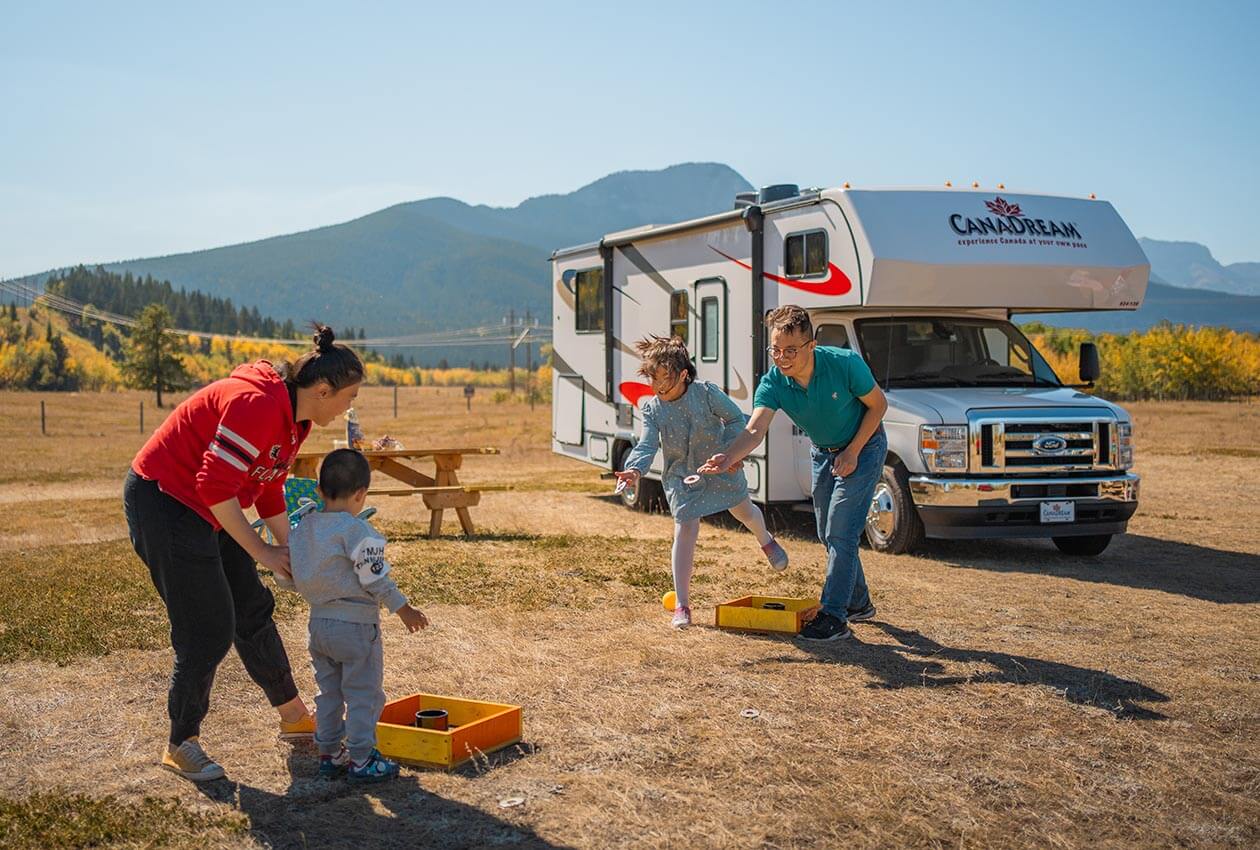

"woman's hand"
[698, 453, 728, 475]
[256, 543, 292, 579]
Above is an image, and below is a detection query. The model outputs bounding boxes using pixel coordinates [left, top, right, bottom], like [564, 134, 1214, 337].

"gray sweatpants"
[308, 617, 386, 763]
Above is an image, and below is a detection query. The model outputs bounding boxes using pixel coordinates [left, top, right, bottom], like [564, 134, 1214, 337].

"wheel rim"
[866, 482, 896, 544]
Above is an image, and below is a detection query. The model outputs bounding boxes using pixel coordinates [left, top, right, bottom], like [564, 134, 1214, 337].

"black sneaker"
[797, 611, 852, 642]
[847, 602, 877, 623]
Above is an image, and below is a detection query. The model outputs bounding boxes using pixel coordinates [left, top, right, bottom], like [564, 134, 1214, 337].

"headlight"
[1118, 422, 1134, 469]
[920, 425, 968, 473]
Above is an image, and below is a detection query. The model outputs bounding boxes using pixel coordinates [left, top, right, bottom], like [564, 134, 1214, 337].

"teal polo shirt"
[753, 345, 877, 449]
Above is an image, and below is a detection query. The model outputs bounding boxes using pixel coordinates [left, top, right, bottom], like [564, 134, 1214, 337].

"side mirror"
[1079, 342, 1100, 384]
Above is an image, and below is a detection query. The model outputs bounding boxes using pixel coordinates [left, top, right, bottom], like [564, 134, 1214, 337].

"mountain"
[1023, 277, 1260, 334]
[1139, 238, 1260, 296]
[25, 164, 752, 365]
[12, 165, 1259, 361]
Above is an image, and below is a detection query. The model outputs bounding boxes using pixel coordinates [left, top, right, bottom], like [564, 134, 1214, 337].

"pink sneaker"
[762, 537, 789, 572]
[671, 605, 692, 629]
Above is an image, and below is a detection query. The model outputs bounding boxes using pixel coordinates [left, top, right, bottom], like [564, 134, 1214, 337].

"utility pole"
[525, 310, 533, 410]
[508, 308, 517, 393]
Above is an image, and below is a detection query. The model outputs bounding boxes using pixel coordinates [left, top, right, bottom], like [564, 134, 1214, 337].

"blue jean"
[811, 427, 888, 621]
[308, 617, 385, 763]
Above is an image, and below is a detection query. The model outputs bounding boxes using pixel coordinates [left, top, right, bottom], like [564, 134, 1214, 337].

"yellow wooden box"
[376, 693, 522, 769]
[714, 595, 821, 634]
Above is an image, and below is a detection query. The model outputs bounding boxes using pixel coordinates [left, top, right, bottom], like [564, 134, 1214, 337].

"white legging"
[672, 498, 772, 607]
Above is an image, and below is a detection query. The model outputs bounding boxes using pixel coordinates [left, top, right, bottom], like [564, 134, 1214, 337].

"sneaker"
[348, 749, 400, 784]
[847, 602, 877, 623]
[797, 611, 852, 642]
[761, 538, 789, 572]
[161, 736, 226, 782]
[671, 605, 692, 630]
[279, 711, 316, 741]
[318, 745, 351, 780]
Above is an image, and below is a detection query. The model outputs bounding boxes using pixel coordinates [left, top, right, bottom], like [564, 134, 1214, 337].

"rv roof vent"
[733, 191, 758, 210]
[758, 184, 799, 204]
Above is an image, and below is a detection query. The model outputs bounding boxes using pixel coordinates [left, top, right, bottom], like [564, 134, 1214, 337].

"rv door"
[693, 278, 728, 391]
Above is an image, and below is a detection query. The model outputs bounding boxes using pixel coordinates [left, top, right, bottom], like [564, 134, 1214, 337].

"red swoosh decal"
[619, 381, 654, 408]
[709, 246, 852, 296]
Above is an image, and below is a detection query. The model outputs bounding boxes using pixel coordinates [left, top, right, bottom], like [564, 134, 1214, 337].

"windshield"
[854, 316, 1062, 388]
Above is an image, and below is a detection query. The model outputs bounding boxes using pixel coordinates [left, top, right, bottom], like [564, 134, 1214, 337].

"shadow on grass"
[741, 621, 1170, 720]
[927, 535, 1260, 604]
[379, 529, 545, 544]
[628, 493, 1260, 605]
[194, 746, 566, 850]
[586, 492, 813, 535]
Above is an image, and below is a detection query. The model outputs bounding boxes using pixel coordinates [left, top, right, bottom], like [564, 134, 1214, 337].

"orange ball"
[662, 590, 677, 611]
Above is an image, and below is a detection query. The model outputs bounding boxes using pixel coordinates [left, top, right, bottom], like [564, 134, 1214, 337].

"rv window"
[981, 326, 1033, 371]
[815, 324, 850, 349]
[670, 291, 689, 344]
[700, 297, 719, 361]
[575, 268, 604, 332]
[855, 316, 1062, 389]
[785, 231, 828, 277]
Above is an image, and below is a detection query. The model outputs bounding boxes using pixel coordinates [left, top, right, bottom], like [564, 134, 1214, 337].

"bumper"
[909, 473, 1139, 540]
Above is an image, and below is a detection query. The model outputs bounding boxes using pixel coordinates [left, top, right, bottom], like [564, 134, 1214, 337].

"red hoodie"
[132, 360, 312, 530]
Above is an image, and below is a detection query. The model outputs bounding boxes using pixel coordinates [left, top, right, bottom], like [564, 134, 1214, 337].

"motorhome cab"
[550, 185, 1147, 556]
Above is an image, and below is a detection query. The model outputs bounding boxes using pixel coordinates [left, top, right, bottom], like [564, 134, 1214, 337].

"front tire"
[1052, 534, 1113, 556]
[864, 464, 925, 554]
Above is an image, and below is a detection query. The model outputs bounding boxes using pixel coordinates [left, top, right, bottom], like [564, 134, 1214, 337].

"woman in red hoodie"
[124, 324, 364, 781]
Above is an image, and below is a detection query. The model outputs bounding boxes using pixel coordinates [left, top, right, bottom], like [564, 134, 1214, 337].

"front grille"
[970, 412, 1118, 474]
[1010, 482, 1101, 499]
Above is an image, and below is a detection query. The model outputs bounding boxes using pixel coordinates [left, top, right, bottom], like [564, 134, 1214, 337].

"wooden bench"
[294, 446, 504, 538]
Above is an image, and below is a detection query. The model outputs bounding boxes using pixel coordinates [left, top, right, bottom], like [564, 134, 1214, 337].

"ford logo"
[1032, 435, 1069, 455]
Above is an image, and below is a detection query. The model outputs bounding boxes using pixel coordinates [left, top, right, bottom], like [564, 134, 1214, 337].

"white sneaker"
[671, 605, 692, 629]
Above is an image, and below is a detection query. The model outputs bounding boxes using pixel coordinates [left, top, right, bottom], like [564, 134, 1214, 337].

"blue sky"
[2, 1, 1257, 279]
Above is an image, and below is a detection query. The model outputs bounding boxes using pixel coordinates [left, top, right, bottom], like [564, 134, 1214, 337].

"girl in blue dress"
[614, 336, 789, 629]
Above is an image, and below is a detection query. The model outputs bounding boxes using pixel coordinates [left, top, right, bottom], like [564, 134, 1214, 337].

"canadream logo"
[949, 196, 1083, 240]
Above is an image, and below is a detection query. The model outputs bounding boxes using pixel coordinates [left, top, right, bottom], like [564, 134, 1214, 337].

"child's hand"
[613, 469, 640, 492]
[698, 452, 728, 474]
[397, 604, 429, 633]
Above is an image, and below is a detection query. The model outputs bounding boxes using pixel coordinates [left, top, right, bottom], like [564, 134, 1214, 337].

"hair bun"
[313, 324, 335, 352]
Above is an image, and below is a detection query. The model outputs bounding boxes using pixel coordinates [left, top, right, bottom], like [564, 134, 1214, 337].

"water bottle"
[345, 407, 365, 450]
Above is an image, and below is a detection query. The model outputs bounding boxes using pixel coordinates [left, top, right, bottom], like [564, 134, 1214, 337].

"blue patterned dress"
[623, 380, 750, 522]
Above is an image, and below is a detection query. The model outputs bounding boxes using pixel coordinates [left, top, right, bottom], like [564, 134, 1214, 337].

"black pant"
[123, 471, 298, 745]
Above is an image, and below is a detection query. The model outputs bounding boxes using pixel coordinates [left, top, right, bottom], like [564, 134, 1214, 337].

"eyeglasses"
[766, 341, 813, 360]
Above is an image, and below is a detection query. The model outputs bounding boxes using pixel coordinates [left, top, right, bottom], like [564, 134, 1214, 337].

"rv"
[550, 184, 1146, 556]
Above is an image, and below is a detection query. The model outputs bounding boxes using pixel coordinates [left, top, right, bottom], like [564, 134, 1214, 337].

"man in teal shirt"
[701, 305, 888, 641]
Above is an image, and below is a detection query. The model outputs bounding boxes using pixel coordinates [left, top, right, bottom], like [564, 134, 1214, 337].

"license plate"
[1040, 500, 1076, 523]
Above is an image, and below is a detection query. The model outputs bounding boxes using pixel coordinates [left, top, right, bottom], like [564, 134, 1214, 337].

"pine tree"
[121, 304, 189, 407]
[33, 318, 74, 390]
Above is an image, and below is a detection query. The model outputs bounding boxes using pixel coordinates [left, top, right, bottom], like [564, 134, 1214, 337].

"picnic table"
[291, 447, 506, 538]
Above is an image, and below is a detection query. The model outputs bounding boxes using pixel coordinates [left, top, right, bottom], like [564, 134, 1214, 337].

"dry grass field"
[0, 387, 1257, 849]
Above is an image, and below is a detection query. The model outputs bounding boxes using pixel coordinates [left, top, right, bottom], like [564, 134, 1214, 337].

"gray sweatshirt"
[276, 510, 408, 624]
